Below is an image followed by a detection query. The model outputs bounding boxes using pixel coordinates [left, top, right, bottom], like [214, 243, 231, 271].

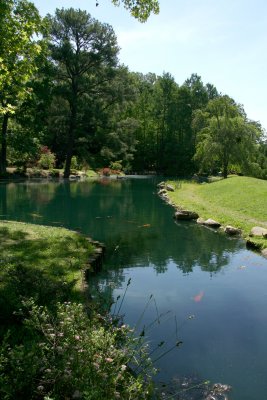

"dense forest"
[1, 1, 267, 179]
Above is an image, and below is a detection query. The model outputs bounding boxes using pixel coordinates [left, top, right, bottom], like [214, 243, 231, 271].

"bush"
[109, 161, 123, 172]
[37, 147, 56, 170]
[101, 167, 111, 176]
[71, 156, 79, 171]
[49, 169, 60, 178]
[0, 301, 155, 400]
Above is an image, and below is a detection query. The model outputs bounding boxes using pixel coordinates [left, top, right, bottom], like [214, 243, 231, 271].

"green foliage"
[0, 0, 45, 174]
[1, 2, 266, 180]
[0, 0, 43, 115]
[193, 96, 265, 178]
[111, 0, 159, 22]
[37, 147, 56, 169]
[110, 160, 123, 171]
[46, 7, 119, 178]
[70, 156, 79, 171]
[0, 301, 155, 400]
[7, 121, 41, 169]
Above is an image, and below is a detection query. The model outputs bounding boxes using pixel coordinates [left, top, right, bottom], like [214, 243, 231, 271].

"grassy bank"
[0, 220, 95, 333]
[0, 221, 154, 399]
[0, 220, 95, 297]
[167, 176, 267, 250]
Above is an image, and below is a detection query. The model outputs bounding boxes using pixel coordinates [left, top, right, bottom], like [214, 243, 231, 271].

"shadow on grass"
[0, 227, 89, 342]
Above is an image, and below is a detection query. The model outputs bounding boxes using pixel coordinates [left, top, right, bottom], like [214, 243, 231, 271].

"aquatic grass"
[167, 176, 267, 249]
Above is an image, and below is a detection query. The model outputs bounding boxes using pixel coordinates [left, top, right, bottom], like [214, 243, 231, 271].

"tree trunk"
[0, 113, 9, 176]
[222, 148, 229, 179]
[223, 165, 228, 179]
[63, 102, 77, 179]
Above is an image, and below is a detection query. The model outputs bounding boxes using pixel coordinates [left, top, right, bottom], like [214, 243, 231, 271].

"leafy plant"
[37, 147, 56, 169]
[110, 160, 123, 172]
[0, 301, 155, 400]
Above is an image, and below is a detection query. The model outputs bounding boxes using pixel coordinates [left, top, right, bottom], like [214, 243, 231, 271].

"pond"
[0, 177, 266, 400]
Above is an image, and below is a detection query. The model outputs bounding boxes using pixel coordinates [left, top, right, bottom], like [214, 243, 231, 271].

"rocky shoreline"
[157, 181, 267, 258]
[156, 376, 232, 400]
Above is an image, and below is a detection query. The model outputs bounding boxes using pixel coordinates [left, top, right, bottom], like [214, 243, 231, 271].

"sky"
[33, 0, 267, 131]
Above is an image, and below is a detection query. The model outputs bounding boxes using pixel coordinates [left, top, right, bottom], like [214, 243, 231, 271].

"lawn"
[0, 220, 95, 337]
[167, 176, 267, 250]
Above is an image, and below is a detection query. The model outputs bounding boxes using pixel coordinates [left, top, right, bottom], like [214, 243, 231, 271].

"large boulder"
[174, 210, 199, 220]
[250, 226, 267, 238]
[202, 218, 221, 228]
[158, 188, 167, 195]
[224, 225, 242, 236]
[166, 184, 175, 192]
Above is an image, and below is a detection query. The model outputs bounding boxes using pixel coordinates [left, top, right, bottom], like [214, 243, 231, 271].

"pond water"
[0, 177, 267, 400]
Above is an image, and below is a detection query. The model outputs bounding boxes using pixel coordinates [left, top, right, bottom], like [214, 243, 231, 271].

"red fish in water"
[194, 291, 204, 302]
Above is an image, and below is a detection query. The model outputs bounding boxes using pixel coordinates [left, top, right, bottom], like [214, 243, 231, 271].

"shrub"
[71, 156, 79, 171]
[102, 167, 111, 176]
[37, 147, 56, 170]
[0, 301, 155, 400]
[49, 169, 60, 178]
[109, 160, 123, 172]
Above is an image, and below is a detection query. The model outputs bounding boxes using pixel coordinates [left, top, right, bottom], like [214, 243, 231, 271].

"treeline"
[1, 1, 267, 178]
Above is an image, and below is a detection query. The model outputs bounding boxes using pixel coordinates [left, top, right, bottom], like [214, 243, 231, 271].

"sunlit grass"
[167, 176, 267, 249]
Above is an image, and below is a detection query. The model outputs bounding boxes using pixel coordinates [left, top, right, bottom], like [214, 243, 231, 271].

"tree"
[0, 0, 43, 175]
[194, 95, 263, 178]
[110, 0, 159, 22]
[183, 73, 209, 110]
[46, 8, 119, 178]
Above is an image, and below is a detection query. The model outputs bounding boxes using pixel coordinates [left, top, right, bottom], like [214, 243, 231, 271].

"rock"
[203, 218, 221, 228]
[197, 217, 205, 224]
[250, 226, 267, 238]
[69, 174, 80, 180]
[174, 210, 199, 220]
[224, 225, 241, 235]
[166, 184, 175, 192]
[261, 248, 267, 258]
[246, 239, 261, 250]
[158, 188, 167, 195]
[157, 181, 166, 188]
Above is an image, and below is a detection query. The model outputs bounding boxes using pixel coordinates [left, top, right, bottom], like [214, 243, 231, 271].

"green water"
[0, 177, 267, 399]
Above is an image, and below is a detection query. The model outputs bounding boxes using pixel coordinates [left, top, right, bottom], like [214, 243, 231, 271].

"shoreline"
[157, 181, 267, 258]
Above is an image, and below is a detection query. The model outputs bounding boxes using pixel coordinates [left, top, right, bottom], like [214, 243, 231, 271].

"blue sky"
[33, 0, 267, 131]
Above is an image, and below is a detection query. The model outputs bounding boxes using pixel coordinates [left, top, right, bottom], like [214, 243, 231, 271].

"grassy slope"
[0, 220, 95, 302]
[168, 176, 267, 249]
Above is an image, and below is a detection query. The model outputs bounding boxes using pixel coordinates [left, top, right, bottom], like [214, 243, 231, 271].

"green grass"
[167, 176, 267, 250]
[0, 220, 95, 337]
